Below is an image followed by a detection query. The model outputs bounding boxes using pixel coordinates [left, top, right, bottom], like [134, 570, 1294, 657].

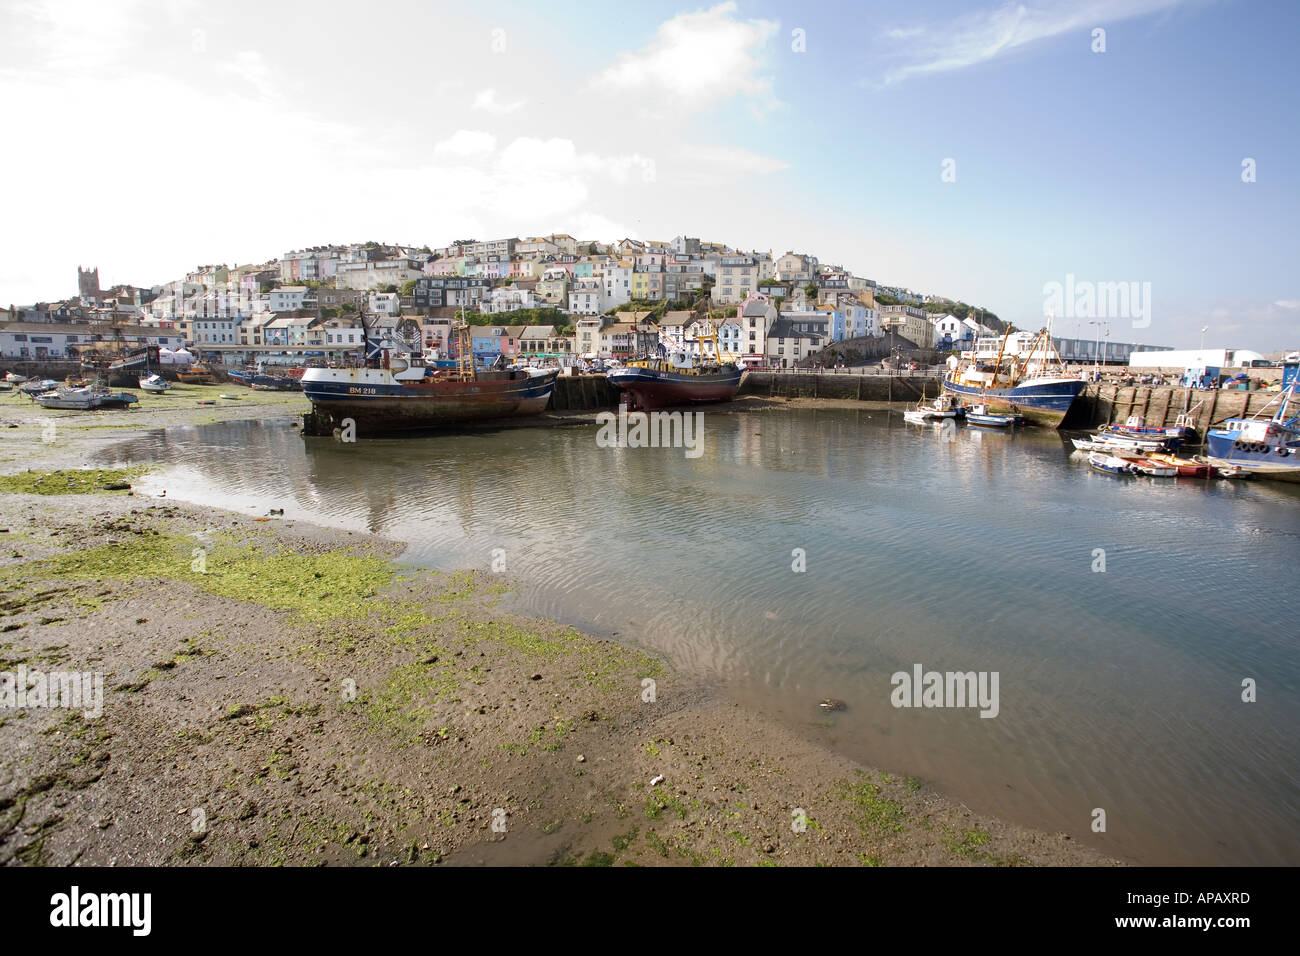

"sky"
[0, 0, 1296, 350]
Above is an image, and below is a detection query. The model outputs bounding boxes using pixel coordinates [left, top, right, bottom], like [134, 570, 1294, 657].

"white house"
[602, 261, 633, 308]
[567, 278, 608, 315]
[368, 291, 400, 315]
[269, 286, 308, 312]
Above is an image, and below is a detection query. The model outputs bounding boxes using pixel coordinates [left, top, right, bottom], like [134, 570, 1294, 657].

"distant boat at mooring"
[944, 327, 1085, 428]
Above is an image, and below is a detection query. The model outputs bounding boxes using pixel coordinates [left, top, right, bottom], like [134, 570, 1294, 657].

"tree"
[400, 279, 418, 296]
[803, 283, 818, 301]
[379, 283, 399, 294]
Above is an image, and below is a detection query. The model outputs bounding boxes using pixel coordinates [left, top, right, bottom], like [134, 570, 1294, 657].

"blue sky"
[1, 0, 1295, 350]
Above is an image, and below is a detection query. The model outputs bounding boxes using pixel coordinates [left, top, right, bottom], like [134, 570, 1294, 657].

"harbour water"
[96, 407, 1300, 865]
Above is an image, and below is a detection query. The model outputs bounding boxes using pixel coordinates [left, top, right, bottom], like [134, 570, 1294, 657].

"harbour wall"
[547, 369, 950, 411]
[1067, 383, 1280, 433]
[548, 373, 620, 410]
[740, 370, 944, 402]
[0, 360, 86, 380]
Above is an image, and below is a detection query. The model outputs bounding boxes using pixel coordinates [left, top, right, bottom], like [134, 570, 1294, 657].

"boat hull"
[1205, 432, 1300, 481]
[301, 367, 557, 433]
[942, 377, 1084, 428]
[606, 365, 743, 411]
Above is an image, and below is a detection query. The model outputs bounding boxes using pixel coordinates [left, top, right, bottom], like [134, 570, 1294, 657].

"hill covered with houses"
[2, 235, 1007, 370]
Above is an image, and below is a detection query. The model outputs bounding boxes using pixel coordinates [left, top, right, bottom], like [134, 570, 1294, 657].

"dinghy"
[1088, 451, 1138, 475]
[966, 403, 1021, 427]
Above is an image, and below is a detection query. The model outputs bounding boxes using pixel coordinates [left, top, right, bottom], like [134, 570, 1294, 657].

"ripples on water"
[100, 407, 1300, 865]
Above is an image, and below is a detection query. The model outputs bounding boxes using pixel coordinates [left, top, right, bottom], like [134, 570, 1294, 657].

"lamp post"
[1089, 319, 1110, 380]
[1200, 325, 1208, 352]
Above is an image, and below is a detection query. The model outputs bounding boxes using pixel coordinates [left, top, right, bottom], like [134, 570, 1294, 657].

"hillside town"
[1, 234, 1047, 371]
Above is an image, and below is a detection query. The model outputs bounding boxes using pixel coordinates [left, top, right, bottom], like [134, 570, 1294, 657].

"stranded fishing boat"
[301, 323, 557, 434]
[35, 385, 103, 410]
[138, 373, 170, 393]
[607, 315, 743, 411]
[1205, 382, 1300, 482]
[176, 363, 215, 385]
[944, 327, 1085, 428]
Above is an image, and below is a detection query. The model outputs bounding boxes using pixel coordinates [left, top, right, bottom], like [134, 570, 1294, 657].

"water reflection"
[96, 408, 1300, 865]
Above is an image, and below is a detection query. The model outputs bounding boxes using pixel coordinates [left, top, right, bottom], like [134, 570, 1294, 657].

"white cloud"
[472, 88, 525, 114]
[591, 1, 779, 113]
[1274, 299, 1300, 310]
[675, 144, 788, 176]
[433, 129, 498, 160]
[872, 0, 1188, 87]
[220, 50, 277, 99]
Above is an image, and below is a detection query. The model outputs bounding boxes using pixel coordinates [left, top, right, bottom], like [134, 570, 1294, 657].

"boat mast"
[991, 324, 1013, 387]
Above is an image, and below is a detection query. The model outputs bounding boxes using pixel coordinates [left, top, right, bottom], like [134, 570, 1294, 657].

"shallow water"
[97, 407, 1300, 864]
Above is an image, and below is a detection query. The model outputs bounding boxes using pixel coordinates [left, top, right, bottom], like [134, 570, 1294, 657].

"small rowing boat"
[1088, 451, 1138, 475]
[1145, 453, 1213, 478]
[966, 402, 1022, 428]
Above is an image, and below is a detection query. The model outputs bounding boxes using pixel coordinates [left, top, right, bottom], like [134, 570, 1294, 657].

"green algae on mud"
[25, 530, 402, 624]
[0, 468, 147, 496]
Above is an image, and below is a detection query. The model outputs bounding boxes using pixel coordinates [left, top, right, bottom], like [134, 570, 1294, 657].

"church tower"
[78, 265, 101, 300]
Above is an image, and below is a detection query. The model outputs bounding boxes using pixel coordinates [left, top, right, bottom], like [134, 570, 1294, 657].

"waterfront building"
[932, 313, 968, 349]
[0, 320, 184, 359]
[737, 294, 778, 362]
[517, 325, 570, 358]
[764, 317, 824, 368]
[881, 305, 935, 348]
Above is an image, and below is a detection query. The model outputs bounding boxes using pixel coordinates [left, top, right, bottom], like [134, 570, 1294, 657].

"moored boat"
[1102, 413, 1199, 443]
[966, 402, 1022, 427]
[1145, 453, 1213, 478]
[944, 326, 1085, 428]
[301, 323, 558, 435]
[1088, 451, 1138, 475]
[1130, 458, 1177, 477]
[607, 315, 742, 411]
[138, 373, 170, 393]
[1204, 382, 1300, 482]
